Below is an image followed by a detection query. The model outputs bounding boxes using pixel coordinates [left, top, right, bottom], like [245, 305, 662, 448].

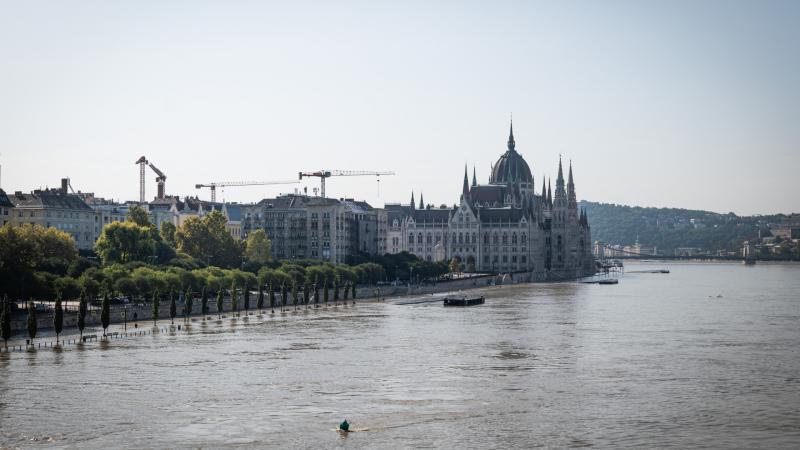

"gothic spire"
[410, 190, 415, 210]
[556, 155, 564, 186]
[547, 178, 552, 206]
[462, 164, 470, 198]
[472, 166, 477, 187]
[419, 192, 424, 210]
[541, 177, 547, 198]
[507, 118, 516, 152]
[567, 160, 577, 206]
[568, 159, 574, 187]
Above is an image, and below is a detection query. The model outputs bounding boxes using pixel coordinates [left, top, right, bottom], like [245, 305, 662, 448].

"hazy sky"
[1, 1, 798, 215]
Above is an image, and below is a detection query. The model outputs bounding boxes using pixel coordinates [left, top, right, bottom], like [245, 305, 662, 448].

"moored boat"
[443, 295, 485, 306]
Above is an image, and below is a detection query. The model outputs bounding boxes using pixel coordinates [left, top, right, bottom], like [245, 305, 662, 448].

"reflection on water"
[2, 263, 800, 448]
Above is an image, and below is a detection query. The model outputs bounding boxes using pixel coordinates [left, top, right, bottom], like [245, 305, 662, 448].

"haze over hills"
[580, 200, 799, 254]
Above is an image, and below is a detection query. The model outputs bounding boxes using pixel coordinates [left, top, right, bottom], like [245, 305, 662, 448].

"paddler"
[339, 419, 350, 432]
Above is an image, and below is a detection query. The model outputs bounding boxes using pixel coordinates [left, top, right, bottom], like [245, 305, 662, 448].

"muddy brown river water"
[1, 262, 799, 448]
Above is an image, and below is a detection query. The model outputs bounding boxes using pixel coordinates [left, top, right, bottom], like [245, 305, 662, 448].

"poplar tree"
[26, 301, 37, 345]
[1, 296, 11, 350]
[77, 291, 87, 338]
[216, 289, 223, 318]
[169, 290, 176, 325]
[152, 290, 160, 326]
[269, 283, 276, 313]
[54, 294, 64, 344]
[185, 289, 193, 322]
[231, 283, 239, 317]
[100, 291, 110, 337]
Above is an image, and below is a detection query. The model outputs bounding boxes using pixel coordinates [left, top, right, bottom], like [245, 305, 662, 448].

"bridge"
[598, 244, 745, 261]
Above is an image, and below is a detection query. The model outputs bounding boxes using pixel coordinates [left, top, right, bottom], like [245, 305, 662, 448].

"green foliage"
[160, 221, 177, 246]
[54, 294, 64, 341]
[100, 292, 110, 335]
[95, 221, 156, 265]
[579, 201, 798, 254]
[0, 223, 77, 297]
[185, 289, 193, 319]
[127, 205, 152, 227]
[175, 211, 242, 268]
[26, 301, 37, 341]
[244, 229, 271, 264]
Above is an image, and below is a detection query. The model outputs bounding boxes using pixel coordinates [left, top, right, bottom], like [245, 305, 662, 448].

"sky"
[1, 1, 798, 216]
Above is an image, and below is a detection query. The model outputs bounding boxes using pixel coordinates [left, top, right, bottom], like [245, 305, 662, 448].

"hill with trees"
[580, 200, 799, 255]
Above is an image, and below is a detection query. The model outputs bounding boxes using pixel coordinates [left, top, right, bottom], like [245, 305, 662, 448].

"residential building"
[0, 189, 14, 226]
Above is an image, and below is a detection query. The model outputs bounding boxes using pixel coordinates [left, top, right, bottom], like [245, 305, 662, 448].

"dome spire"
[507, 116, 516, 152]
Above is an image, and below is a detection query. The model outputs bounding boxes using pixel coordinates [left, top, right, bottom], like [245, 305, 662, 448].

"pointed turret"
[541, 178, 547, 199]
[507, 119, 516, 152]
[462, 164, 470, 198]
[410, 191, 415, 210]
[472, 166, 477, 187]
[547, 179, 552, 206]
[567, 160, 577, 208]
[419, 192, 424, 210]
[556, 155, 564, 188]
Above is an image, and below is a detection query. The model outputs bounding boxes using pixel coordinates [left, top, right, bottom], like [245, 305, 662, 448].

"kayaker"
[339, 419, 350, 432]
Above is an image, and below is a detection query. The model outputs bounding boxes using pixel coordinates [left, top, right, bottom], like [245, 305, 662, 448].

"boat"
[443, 295, 485, 306]
[597, 279, 619, 285]
[743, 259, 756, 266]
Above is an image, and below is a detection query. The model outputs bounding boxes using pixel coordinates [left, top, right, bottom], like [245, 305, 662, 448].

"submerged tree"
[269, 283, 276, 313]
[216, 289, 224, 318]
[26, 300, 37, 345]
[323, 279, 329, 306]
[303, 283, 310, 309]
[77, 291, 87, 338]
[280, 283, 288, 313]
[256, 287, 264, 314]
[291, 281, 298, 310]
[152, 290, 160, 326]
[100, 291, 110, 337]
[53, 293, 64, 344]
[1, 296, 11, 350]
[231, 283, 239, 317]
[201, 288, 209, 319]
[169, 290, 177, 325]
[185, 289, 193, 323]
[243, 287, 250, 314]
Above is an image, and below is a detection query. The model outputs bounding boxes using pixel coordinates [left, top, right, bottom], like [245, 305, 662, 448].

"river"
[1, 262, 799, 449]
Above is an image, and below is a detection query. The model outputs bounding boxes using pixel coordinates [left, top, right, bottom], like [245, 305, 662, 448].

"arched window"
[417, 232, 423, 244]
[409, 233, 414, 244]
[458, 233, 463, 244]
[471, 233, 476, 244]
[521, 233, 527, 244]
[512, 233, 518, 244]
[484, 233, 489, 244]
[493, 233, 499, 244]
[502, 233, 508, 244]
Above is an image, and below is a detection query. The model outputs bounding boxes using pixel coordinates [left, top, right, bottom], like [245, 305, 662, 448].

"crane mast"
[298, 170, 395, 198]
[135, 156, 167, 202]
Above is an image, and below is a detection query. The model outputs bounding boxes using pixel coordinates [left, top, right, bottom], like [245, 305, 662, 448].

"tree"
[201, 288, 209, 318]
[160, 221, 177, 246]
[231, 283, 239, 316]
[185, 289, 193, 322]
[77, 292, 87, 338]
[291, 280, 298, 310]
[54, 293, 64, 344]
[449, 258, 463, 274]
[333, 278, 340, 305]
[303, 283, 310, 309]
[0, 224, 77, 298]
[243, 286, 250, 313]
[175, 211, 242, 267]
[100, 291, 110, 337]
[127, 205, 151, 227]
[216, 289, 224, 318]
[169, 290, 177, 325]
[351, 282, 357, 300]
[323, 279, 329, 306]
[1, 296, 11, 350]
[268, 282, 276, 313]
[26, 300, 37, 345]
[256, 287, 264, 314]
[244, 229, 271, 264]
[280, 282, 288, 312]
[152, 290, 160, 326]
[95, 222, 156, 265]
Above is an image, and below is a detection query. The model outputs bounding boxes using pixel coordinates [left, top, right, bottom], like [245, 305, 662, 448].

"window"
[483, 233, 489, 244]
[502, 234, 508, 244]
[521, 233, 527, 244]
[512, 233, 517, 244]
[409, 234, 414, 244]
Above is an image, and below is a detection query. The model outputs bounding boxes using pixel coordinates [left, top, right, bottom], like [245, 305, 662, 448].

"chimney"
[61, 178, 69, 195]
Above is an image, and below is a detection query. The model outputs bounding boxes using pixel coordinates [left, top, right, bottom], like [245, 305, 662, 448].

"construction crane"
[195, 180, 300, 203]
[135, 156, 167, 202]
[298, 170, 395, 198]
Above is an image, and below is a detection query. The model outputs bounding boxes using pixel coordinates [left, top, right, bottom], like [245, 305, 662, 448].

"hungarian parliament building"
[386, 123, 594, 280]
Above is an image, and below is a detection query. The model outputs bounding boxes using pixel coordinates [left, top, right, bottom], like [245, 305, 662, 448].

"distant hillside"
[579, 200, 798, 254]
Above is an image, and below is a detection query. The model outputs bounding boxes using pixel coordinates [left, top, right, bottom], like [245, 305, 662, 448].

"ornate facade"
[386, 123, 594, 280]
